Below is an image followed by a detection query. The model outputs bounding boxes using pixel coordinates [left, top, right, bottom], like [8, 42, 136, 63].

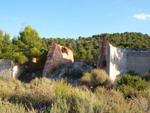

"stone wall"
[97, 40, 112, 68]
[0, 59, 12, 80]
[12, 65, 24, 80]
[106, 45, 150, 80]
[107, 46, 127, 80]
[42, 43, 74, 77]
[127, 50, 150, 74]
[0, 59, 23, 80]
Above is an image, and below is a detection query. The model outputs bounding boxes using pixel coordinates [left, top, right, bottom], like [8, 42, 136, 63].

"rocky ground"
[18, 62, 93, 85]
[49, 62, 93, 85]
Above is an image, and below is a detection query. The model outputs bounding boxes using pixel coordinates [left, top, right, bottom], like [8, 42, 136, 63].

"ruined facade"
[98, 40, 150, 80]
[42, 43, 74, 77]
[97, 40, 112, 68]
[0, 59, 23, 80]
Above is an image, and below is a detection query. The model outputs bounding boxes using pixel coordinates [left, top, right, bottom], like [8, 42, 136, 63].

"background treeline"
[0, 26, 150, 66]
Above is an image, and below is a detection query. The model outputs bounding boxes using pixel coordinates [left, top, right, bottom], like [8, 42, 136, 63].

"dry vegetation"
[80, 69, 113, 89]
[0, 70, 150, 113]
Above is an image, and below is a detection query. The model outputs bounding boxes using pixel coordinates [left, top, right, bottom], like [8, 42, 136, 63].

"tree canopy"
[0, 26, 150, 66]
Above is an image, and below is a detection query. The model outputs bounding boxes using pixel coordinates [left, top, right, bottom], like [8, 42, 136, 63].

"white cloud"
[133, 14, 150, 20]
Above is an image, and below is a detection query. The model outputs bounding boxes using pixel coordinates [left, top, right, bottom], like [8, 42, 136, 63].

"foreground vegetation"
[0, 70, 150, 113]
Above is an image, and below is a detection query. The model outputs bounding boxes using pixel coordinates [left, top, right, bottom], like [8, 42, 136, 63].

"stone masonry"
[97, 40, 112, 68]
[98, 40, 150, 80]
[42, 43, 74, 77]
[0, 59, 23, 80]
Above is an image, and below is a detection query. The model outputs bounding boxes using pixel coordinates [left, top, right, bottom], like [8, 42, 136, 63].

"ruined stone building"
[97, 40, 150, 80]
[42, 43, 74, 77]
[43, 41, 150, 81]
[0, 59, 23, 80]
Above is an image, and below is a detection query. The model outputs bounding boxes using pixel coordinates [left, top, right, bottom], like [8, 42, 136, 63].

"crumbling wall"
[42, 43, 74, 77]
[98, 40, 150, 80]
[0, 59, 23, 80]
[0, 59, 13, 80]
[12, 65, 24, 80]
[106, 45, 150, 80]
[97, 40, 112, 68]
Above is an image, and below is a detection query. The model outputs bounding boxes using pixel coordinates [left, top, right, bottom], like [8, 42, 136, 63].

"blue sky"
[0, 0, 150, 39]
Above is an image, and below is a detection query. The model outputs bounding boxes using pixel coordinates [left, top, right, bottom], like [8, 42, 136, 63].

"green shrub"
[127, 70, 137, 76]
[118, 85, 139, 98]
[117, 74, 147, 90]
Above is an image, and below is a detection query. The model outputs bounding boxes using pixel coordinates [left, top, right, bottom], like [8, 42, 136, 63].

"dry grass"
[0, 97, 36, 113]
[0, 77, 149, 112]
[131, 96, 149, 112]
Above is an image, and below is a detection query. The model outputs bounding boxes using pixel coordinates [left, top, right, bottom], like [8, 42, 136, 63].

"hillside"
[42, 32, 150, 66]
[1, 26, 150, 66]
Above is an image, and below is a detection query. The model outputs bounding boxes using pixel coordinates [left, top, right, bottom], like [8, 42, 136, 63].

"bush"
[118, 85, 139, 98]
[117, 74, 147, 90]
[8, 78, 55, 109]
[0, 98, 28, 113]
[94, 86, 108, 95]
[80, 69, 112, 89]
[141, 73, 150, 81]
[127, 70, 137, 76]
[91, 69, 108, 85]
[79, 72, 91, 86]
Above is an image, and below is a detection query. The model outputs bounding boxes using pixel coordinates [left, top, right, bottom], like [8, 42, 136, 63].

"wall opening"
[61, 47, 68, 55]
